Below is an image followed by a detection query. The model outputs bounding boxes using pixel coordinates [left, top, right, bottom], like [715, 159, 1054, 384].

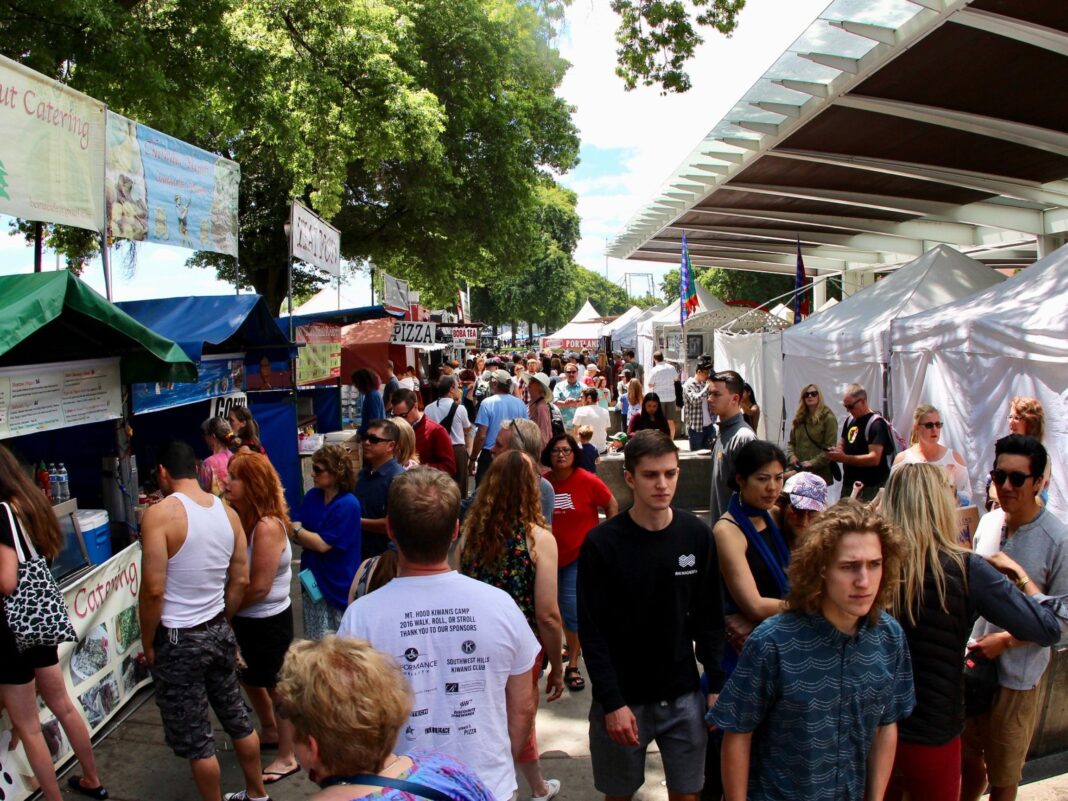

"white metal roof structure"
[609, 0, 1068, 280]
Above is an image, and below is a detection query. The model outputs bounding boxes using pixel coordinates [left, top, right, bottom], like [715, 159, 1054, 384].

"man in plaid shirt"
[683, 362, 714, 451]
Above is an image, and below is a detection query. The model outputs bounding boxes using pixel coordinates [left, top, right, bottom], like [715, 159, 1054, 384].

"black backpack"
[549, 402, 565, 436]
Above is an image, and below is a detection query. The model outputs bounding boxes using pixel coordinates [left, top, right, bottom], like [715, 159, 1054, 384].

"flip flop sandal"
[564, 666, 586, 691]
[263, 766, 301, 785]
[67, 777, 109, 800]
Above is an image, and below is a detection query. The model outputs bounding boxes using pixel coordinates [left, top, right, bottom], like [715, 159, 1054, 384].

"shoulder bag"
[1, 501, 78, 652]
[803, 421, 841, 482]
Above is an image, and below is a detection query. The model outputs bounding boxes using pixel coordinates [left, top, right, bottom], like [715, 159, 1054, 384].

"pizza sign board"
[391, 321, 436, 346]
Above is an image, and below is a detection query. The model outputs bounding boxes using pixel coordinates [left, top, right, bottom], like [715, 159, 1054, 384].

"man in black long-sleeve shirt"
[579, 430, 725, 801]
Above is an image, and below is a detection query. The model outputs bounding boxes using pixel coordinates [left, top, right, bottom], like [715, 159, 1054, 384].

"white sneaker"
[224, 792, 272, 801]
[531, 778, 561, 801]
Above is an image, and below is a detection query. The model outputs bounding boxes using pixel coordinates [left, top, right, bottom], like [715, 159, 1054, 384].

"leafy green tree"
[568, 266, 631, 318]
[1, 0, 578, 312]
[660, 266, 793, 307]
[610, 0, 746, 93]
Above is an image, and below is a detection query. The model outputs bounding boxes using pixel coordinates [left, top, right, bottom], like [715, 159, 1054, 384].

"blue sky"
[0, 0, 830, 303]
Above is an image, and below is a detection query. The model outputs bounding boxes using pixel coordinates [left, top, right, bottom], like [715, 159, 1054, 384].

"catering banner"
[296, 323, 342, 384]
[132, 353, 244, 414]
[0, 545, 151, 801]
[381, 271, 410, 311]
[0, 54, 106, 231]
[391, 321, 435, 346]
[0, 357, 121, 438]
[450, 326, 480, 349]
[105, 111, 240, 256]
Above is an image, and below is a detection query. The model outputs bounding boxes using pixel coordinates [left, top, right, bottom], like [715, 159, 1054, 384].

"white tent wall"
[714, 331, 785, 443]
[782, 245, 1003, 428]
[890, 243, 1068, 519]
[613, 306, 661, 353]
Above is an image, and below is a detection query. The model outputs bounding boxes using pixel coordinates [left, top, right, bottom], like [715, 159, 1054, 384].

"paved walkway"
[72, 669, 1068, 801]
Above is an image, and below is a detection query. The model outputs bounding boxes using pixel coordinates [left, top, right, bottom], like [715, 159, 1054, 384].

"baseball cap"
[783, 472, 828, 513]
[492, 369, 512, 386]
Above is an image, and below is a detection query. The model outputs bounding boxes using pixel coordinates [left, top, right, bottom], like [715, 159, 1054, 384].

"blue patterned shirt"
[711, 611, 915, 801]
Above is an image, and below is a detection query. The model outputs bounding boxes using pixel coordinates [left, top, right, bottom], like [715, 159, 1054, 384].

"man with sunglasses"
[553, 363, 584, 431]
[354, 419, 405, 560]
[827, 383, 891, 502]
[962, 434, 1068, 801]
[391, 388, 456, 476]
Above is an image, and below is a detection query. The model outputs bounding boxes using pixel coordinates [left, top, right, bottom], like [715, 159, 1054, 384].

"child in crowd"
[577, 425, 599, 473]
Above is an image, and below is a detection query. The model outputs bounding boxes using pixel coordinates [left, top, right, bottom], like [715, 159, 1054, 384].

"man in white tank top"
[139, 441, 269, 801]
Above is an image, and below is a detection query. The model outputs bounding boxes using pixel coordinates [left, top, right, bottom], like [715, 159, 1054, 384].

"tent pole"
[33, 223, 43, 272]
[100, 232, 113, 300]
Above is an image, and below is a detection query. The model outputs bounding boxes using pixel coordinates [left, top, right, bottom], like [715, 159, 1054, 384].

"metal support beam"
[772, 78, 830, 98]
[836, 95, 1068, 159]
[719, 182, 1045, 234]
[682, 206, 979, 245]
[829, 19, 900, 46]
[952, 8, 1068, 58]
[769, 149, 1068, 206]
[799, 52, 860, 74]
[751, 101, 803, 118]
[664, 223, 926, 257]
[718, 137, 763, 151]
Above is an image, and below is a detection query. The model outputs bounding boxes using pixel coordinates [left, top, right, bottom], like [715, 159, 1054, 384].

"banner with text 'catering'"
[106, 111, 239, 256]
[0, 55, 106, 231]
[0, 545, 151, 801]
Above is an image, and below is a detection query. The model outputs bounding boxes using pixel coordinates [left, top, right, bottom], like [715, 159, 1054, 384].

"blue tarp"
[117, 295, 294, 361]
[278, 304, 402, 331]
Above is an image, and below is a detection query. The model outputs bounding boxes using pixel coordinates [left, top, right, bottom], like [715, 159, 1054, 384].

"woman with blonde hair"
[275, 637, 493, 800]
[391, 417, 419, 469]
[785, 383, 837, 484]
[459, 450, 564, 801]
[881, 463, 1061, 801]
[291, 444, 362, 639]
[892, 404, 969, 496]
[625, 378, 644, 429]
[200, 415, 235, 496]
[1008, 396, 1051, 500]
[224, 452, 298, 785]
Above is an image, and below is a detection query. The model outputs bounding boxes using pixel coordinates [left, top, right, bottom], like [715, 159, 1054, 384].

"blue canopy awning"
[116, 295, 295, 361]
[277, 304, 402, 331]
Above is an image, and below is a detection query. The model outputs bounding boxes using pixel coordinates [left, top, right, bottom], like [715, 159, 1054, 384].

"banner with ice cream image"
[105, 111, 239, 257]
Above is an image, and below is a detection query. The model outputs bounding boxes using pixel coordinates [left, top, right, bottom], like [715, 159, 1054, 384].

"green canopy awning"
[0, 272, 197, 384]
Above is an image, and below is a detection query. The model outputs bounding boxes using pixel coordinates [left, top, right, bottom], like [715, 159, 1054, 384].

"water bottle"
[57, 463, 70, 503]
[48, 463, 59, 503]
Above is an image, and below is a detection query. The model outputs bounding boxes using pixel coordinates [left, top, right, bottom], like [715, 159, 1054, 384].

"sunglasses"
[311, 464, 328, 475]
[565, 370, 578, 375]
[390, 408, 410, 418]
[843, 400, 857, 411]
[802, 391, 818, 399]
[361, 433, 395, 445]
[920, 421, 944, 430]
[990, 469, 1035, 488]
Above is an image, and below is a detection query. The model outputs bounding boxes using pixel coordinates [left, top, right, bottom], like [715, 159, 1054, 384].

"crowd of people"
[0, 345, 1064, 801]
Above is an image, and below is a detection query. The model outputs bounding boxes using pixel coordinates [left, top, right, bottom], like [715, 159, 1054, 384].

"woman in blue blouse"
[291, 445, 362, 639]
[352, 369, 386, 436]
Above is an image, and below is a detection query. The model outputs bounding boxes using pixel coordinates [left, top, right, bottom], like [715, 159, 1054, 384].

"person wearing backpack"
[827, 383, 898, 502]
[425, 376, 472, 498]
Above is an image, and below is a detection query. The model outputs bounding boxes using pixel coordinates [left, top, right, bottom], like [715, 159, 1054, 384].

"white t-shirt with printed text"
[572, 404, 611, 452]
[337, 571, 539, 801]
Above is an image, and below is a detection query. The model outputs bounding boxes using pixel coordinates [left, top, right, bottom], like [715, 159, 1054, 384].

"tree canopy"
[3, 0, 579, 311]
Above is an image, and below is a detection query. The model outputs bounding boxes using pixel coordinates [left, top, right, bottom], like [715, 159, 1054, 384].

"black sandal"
[67, 776, 109, 800]
[564, 666, 586, 691]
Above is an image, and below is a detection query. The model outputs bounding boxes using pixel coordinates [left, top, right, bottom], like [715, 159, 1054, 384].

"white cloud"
[557, 0, 830, 286]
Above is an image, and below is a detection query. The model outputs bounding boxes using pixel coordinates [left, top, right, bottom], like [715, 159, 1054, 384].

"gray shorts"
[151, 617, 253, 760]
[589, 690, 706, 795]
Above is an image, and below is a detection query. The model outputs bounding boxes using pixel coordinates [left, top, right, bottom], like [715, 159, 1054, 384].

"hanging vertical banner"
[0, 55, 106, 231]
[105, 111, 239, 256]
[131, 354, 245, 414]
[381, 271, 410, 310]
[296, 323, 342, 384]
[290, 200, 340, 276]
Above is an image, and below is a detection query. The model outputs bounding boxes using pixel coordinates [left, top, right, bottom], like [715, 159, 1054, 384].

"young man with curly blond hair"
[711, 499, 915, 801]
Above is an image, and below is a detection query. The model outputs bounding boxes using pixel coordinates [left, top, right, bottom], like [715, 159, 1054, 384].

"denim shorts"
[558, 560, 579, 632]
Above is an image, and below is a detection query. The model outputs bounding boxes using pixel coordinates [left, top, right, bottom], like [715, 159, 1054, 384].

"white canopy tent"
[891, 243, 1068, 515]
[608, 305, 659, 353]
[637, 284, 726, 369]
[604, 305, 642, 338]
[713, 330, 786, 443]
[293, 279, 374, 315]
[781, 245, 1005, 427]
[541, 299, 604, 350]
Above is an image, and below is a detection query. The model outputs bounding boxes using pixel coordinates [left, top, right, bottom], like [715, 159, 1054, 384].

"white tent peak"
[572, 299, 602, 323]
[784, 245, 1004, 363]
[292, 278, 373, 315]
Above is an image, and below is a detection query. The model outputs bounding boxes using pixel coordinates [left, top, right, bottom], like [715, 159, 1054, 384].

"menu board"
[296, 323, 341, 385]
[131, 353, 244, 414]
[0, 358, 121, 438]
